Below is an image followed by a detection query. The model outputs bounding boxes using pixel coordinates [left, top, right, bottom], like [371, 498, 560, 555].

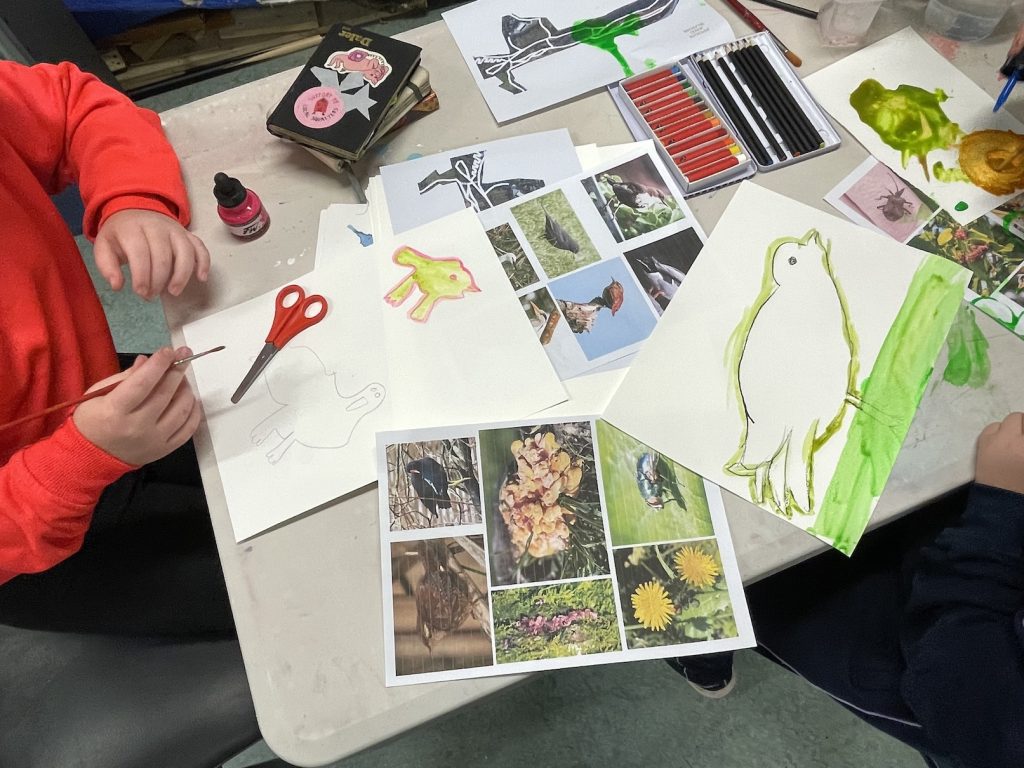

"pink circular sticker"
[293, 87, 344, 129]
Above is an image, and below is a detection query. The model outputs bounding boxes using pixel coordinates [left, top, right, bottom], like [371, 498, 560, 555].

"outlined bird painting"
[603, 183, 969, 555]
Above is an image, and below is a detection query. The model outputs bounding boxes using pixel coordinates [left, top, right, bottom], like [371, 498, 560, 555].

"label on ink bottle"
[228, 207, 270, 239]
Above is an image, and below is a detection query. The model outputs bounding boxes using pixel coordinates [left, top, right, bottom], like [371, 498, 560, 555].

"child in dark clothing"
[671, 413, 1024, 768]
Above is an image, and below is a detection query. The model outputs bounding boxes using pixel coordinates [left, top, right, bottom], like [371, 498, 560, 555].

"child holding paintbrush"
[0, 60, 235, 638]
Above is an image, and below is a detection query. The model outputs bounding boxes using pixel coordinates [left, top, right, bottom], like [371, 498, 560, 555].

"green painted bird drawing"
[724, 229, 859, 519]
[384, 245, 480, 323]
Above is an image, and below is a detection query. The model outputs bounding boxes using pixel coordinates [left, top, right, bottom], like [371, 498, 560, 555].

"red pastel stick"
[624, 68, 674, 90]
[658, 116, 719, 144]
[652, 108, 715, 135]
[669, 132, 734, 157]
[644, 91, 701, 121]
[634, 80, 695, 109]
[672, 140, 738, 166]
[683, 154, 745, 182]
[663, 122, 726, 149]
[650, 101, 704, 130]
[678, 146, 742, 174]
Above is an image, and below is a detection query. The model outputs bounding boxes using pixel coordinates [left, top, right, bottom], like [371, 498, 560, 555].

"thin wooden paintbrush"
[0, 346, 224, 434]
[721, 0, 803, 67]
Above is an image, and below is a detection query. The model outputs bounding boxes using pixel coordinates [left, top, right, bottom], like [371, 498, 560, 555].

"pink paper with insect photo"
[841, 162, 935, 242]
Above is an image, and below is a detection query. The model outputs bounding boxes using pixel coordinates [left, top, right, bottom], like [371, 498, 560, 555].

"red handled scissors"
[231, 284, 329, 404]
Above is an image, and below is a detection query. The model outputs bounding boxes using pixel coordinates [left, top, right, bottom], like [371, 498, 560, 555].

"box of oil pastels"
[610, 32, 841, 196]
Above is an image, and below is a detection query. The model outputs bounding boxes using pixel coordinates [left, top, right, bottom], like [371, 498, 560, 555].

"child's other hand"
[975, 412, 1024, 495]
[93, 209, 210, 299]
[73, 347, 201, 465]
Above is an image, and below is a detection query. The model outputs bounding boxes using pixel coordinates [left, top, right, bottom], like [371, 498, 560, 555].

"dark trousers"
[0, 439, 234, 639]
[675, 489, 971, 768]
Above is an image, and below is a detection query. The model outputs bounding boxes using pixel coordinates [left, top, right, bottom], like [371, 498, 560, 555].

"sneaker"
[665, 655, 736, 699]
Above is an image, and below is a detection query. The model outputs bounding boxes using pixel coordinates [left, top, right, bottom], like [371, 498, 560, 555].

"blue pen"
[995, 51, 1024, 112]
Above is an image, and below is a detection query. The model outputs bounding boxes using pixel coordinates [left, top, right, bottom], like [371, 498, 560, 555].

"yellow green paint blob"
[955, 201, 969, 212]
[933, 162, 971, 184]
[571, 13, 642, 77]
[644, 57, 657, 69]
[811, 257, 967, 554]
[943, 304, 990, 387]
[849, 79, 963, 179]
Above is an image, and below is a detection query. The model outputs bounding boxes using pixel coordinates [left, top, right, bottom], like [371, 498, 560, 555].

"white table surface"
[160, 5, 1024, 765]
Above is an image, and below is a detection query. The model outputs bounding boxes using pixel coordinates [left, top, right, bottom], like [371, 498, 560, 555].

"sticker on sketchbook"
[309, 67, 378, 121]
[293, 87, 345, 129]
[325, 48, 393, 86]
[383, 246, 481, 322]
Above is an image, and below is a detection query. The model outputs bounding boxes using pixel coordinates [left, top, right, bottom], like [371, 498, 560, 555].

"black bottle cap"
[213, 172, 246, 208]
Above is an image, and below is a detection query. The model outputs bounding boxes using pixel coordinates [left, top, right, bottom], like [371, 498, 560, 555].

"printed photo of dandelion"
[491, 579, 621, 664]
[480, 421, 610, 586]
[613, 540, 738, 648]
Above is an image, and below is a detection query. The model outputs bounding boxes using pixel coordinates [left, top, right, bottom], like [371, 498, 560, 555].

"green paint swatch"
[955, 201, 969, 212]
[943, 304, 990, 387]
[810, 257, 967, 554]
[850, 80, 963, 177]
[933, 162, 971, 184]
[571, 13, 642, 77]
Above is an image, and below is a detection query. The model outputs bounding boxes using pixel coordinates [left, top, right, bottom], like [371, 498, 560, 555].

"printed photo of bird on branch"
[385, 438, 483, 531]
[582, 155, 685, 243]
[390, 536, 493, 676]
[480, 421, 610, 587]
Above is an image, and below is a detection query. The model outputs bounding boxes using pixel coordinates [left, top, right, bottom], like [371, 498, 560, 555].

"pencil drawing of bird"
[406, 457, 451, 519]
[725, 229, 856, 519]
[383, 245, 480, 322]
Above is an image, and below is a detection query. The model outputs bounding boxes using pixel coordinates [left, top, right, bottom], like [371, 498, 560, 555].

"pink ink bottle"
[214, 172, 270, 239]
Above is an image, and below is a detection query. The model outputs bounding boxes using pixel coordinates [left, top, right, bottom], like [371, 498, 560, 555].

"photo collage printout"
[378, 417, 754, 686]
[477, 144, 707, 379]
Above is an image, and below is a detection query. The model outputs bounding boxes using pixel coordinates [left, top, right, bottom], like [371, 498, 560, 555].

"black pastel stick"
[697, 57, 772, 166]
[730, 44, 813, 154]
[714, 52, 785, 161]
[744, 42, 822, 149]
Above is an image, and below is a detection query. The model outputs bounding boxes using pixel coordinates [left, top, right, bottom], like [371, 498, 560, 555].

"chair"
[0, 622, 269, 768]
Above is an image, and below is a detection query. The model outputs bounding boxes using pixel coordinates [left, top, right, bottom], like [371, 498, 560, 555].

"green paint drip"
[933, 162, 971, 184]
[571, 13, 642, 77]
[644, 57, 657, 69]
[810, 258, 967, 555]
[955, 201, 969, 212]
[943, 304, 991, 387]
[849, 80, 963, 179]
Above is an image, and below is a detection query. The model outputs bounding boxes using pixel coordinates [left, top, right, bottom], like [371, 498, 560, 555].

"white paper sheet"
[603, 182, 969, 555]
[443, 0, 733, 123]
[185, 208, 566, 541]
[805, 27, 1024, 225]
[377, 416, 754, 686]
[380, 129, 583, 233]
[477, 142, 706, 379]
[314, 203, 375, 269]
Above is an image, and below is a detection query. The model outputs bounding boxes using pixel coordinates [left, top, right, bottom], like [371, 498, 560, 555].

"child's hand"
[93, 209, 210, 300]
[73, 347, 201, 465]
[975, 412, 1024, 495]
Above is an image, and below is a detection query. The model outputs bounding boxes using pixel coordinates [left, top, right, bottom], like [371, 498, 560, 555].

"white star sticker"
[342, 84, 376, 120]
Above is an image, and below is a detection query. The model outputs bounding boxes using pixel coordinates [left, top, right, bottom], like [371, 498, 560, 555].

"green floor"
[80, 7, 923, 767]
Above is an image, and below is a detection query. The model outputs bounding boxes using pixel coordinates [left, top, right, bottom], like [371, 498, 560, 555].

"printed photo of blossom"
[613, 540, 737, 648]
[491, 579, 621, 663]
[480, 421, 609, 586]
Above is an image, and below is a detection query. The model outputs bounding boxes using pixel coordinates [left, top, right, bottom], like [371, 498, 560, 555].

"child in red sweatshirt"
[0, 61, 228, 636]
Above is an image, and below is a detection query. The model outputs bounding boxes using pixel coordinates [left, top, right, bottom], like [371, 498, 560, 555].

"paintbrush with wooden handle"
[0, 346, 224, 434]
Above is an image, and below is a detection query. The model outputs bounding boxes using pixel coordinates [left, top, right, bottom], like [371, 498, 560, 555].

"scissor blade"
[230, 343, 278, 404]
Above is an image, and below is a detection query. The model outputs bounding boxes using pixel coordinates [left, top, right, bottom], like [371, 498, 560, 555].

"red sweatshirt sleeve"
[0, 419, 133, 582]
[0, 60, 191, 236]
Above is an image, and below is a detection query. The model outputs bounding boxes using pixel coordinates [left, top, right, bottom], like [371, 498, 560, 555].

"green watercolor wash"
[571, 13, 642, 77]
[644, 57, 657, 69]
[943, 304, 990, 387]
[849, 80, 963, 179]
[810, 257, 967, 555]
[933, 162, 971, 184]
[955, 201, 970, 212]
